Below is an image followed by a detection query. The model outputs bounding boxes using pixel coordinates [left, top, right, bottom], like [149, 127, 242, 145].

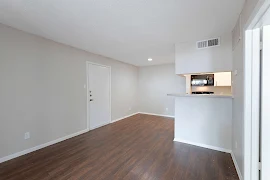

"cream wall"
[175, 33, 232, 74]
[138, 64, 185, 117]
[0, 24, 138, 159]
[174, 97, 232, 151]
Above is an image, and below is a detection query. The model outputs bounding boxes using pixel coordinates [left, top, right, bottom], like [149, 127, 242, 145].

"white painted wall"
[231, 0, 262, 178]
[261, 6, 270, 25]
[232, 33, 245, 178]
[175, 34, 232, 74]
[138, 64, 185, 117]
[0, 24, 138, 159]
[174, 97, 232, 151]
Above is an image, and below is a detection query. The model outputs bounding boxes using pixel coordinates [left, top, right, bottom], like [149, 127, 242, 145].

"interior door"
[88, 63, 111, 130]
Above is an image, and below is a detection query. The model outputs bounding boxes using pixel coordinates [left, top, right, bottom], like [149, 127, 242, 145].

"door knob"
[90, 99, 93, 101]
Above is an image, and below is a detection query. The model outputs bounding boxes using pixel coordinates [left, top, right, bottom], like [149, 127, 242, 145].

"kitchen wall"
[0, 24, 139, 159]
[175, 97, 232, 151]
[175, 33, 232, 74]
[138, 64, 185, 117]
[231, 0, 264, 178]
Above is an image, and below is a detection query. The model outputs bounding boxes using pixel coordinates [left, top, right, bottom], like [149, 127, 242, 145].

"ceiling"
[0, 0, 245, 66]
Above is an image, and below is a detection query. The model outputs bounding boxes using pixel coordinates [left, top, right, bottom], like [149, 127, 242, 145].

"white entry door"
[87, 63, 111, 130]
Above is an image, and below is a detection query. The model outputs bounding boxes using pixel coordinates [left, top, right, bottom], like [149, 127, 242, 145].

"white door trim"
[86, 61, 112, 131]
[251, 28, 260, 180]
[245, 28, 261, 180]
[244, 30, 253, 180]
[244, 2, 270, 180]
[261, 24, 270, 180]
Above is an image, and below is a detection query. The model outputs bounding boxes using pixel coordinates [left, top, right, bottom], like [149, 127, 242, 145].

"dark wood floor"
[0, 114, 239, 180]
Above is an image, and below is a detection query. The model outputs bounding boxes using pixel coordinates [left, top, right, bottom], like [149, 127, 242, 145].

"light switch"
[234, 70, 238, 76]
[24, 132, 30, 140]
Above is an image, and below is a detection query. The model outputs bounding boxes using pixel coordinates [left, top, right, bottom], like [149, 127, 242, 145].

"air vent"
[197, 41, 208, 48]
[208, 39, 219, 47]
[196, 37, 220, 49]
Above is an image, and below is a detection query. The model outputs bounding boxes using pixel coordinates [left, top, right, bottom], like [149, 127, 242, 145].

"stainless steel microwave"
[191, 74, 214, 86]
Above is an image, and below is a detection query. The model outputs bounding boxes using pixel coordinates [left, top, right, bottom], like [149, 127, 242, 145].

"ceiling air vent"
[196, 37, 220, 49]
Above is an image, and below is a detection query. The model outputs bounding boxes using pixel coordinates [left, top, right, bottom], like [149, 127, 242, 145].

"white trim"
[138, 112, 175, 118]
[0, 129, 89, 164]
[173, 138, 231, 153]
[244, 28, 261, 180]
[89, 122, 111, 130]
[231, 152, 243, 180]
[86, 61, 112, 130]
[244, 29, 253, 180]
[245, 0, 270, 30]
[86, 62, 90, 131]
[261, 24, 270, 180]
[243, 3, 270, 179]
[112, 112, 139, 123]
[251, 28, 260, 180]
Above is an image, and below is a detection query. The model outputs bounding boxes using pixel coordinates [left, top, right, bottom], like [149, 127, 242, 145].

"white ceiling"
[0, 0, 245, 66]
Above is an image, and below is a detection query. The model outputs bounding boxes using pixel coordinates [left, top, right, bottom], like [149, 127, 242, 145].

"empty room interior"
[1, 0, 270, 180]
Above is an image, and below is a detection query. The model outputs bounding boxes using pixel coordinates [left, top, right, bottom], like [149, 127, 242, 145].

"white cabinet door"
[214, 72, 231, 86]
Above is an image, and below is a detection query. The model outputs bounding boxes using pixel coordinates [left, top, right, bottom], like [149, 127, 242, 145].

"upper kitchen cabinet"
[175, 34, 232, 74]
[214, 72, 231, 86]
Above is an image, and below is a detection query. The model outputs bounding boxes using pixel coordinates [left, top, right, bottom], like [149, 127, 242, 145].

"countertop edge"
[167, 94, 233, 99]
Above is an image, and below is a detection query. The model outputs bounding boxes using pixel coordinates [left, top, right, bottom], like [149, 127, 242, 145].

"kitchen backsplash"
[191, 86, 232, 95]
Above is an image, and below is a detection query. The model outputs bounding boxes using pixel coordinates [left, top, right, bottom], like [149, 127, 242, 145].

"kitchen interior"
[185, 71, 232, 96]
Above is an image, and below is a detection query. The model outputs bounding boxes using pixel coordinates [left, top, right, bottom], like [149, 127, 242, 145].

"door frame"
[244, 1, 270, 180]
[244, 28, 261, 180]
[260, 24, 270, 180]
[86, 61, 112, 131]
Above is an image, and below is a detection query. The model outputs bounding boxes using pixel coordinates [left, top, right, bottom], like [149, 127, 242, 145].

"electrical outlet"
[166, 108, 169, 111]
[84, 84, 86, 89]
[235, 141, 238, 149]
[129, 107, 132, 111]
[24, 132, 30, 140]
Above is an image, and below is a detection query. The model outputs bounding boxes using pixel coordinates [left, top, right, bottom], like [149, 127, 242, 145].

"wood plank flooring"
[0, 114, 239, 180]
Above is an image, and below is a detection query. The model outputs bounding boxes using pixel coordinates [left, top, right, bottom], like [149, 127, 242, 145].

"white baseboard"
[231, 152, 243, 180]
[138, 112, 175, 118]
[90, 122, 111, 130]
[173, 138, 232, 153]
[112, 112, 139, 123]
[0, 129, 89, 164]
